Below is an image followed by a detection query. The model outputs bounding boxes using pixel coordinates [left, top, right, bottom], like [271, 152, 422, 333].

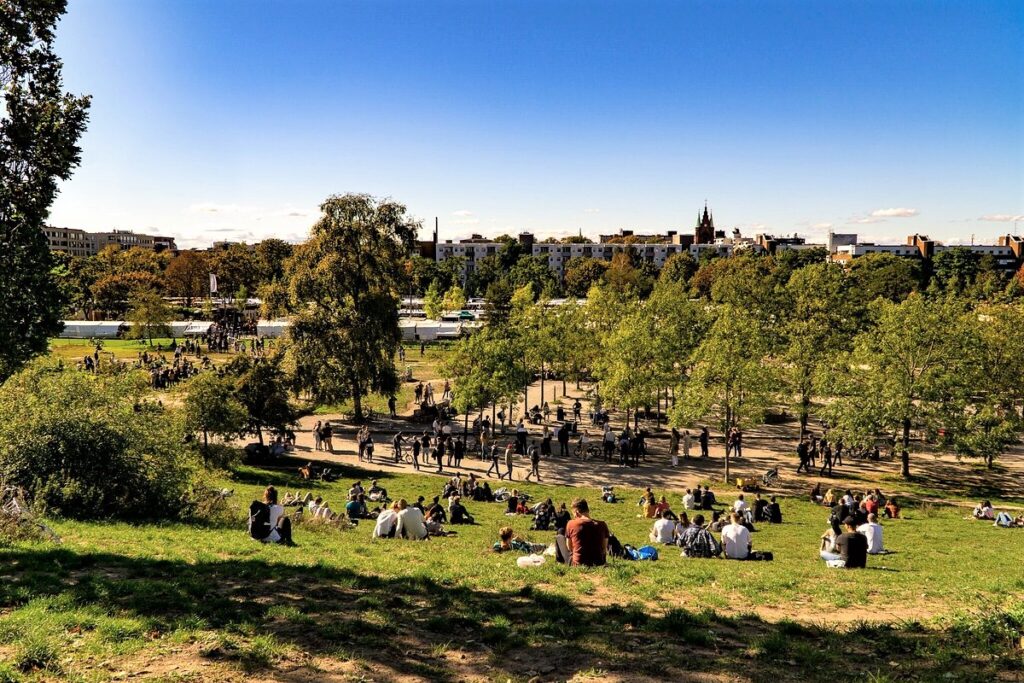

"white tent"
[257, 320, 290, 338]
[183, 321, 214, 336]
[59, 321, 125, 339]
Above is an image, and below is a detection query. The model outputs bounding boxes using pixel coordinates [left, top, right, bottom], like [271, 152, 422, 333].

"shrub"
[0, 363, 201, 520]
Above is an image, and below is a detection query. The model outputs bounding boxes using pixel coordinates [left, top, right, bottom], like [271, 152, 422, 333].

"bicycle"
[574, 440, 601, 461]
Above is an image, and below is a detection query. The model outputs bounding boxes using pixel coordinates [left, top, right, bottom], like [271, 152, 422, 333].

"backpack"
[636, 545, 659, 561]
[248, 501, 271, 540]
[622, 544, 641, 561]
[609, 534, 632, 560]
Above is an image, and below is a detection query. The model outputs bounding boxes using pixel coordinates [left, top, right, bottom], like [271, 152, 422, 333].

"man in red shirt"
[564, 498, 609, 567]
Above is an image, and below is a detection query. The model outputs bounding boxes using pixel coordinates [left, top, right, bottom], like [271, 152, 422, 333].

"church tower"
[695, 202, 715, 244]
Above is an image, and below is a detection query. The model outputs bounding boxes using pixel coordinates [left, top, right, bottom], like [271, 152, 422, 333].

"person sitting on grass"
[448, 496, 475, 524]
[345, 494, 365, 523]
[884, 498, 901, 519]
[767, 496, 783, 524]
[554, 502, 571, 532]
[822, 488, 836, 507]
[394, 498, 428, 540]
[565, 498, 610, 567]
[753, 494, 769, 523]
[972, 500, 995, 521]
[673, 512, 691, 542]
[426, 496, 448, 524]
[679, 514, 721, 558]
[655, 496, 678, 521]
[857, 513, 885, 554]
[373, 502, 399, 538]
[708, 510, 728, 533]
[492, 526, 534, 553]
[255, 486, 296, 546]
[821, 517, 867, 569]
[368, 480, 388, 503]
[649, 509, 677, 544]
[640, 489, 658, 519]
[810, 482, 823, 505]
[701, 486, 718, 511]
[720, 512, 752, 560]
[505, 489, 521, 515]
[683, 488, 696, 510]
[531, 500, 553, 531]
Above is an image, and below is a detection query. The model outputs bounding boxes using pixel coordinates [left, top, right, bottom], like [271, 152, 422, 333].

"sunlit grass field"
[2, 461, 1022, 682]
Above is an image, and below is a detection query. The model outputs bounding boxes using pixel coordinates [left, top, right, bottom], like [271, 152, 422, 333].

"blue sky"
[49, 0, 1023, 248]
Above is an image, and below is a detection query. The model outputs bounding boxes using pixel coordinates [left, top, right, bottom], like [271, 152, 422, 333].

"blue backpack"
[636, 545, 659, 561]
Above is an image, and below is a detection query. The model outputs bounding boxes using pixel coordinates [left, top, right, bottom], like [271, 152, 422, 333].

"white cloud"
[813, 222, 833, 229]
[187, 202, 312, 220]
[452, 218, 480, 226]
[849, 217, 885, 225]
[870, 207, 919, 218]
[583, 208, 601, 214]
[452, 210, 474, 217]
[981, 214, 1024, 222]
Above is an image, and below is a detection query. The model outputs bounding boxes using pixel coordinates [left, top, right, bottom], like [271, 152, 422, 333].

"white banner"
[209, 273, 218, 294]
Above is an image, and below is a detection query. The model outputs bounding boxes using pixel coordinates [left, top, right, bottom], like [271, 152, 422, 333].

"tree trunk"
[986, 453, 994, 469]
[540, 362, 545, 406]
[353, 386, 364, 422]
[900, 418, 911, 478]
[799, 393, 809, 439]
[203, 429, 209, 449]
[256, 424, 264, 446]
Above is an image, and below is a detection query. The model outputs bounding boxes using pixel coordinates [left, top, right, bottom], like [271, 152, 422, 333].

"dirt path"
[281, 378, 1024, 505]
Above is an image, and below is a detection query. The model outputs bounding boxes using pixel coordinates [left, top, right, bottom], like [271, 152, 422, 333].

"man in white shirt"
[721, 513, 751, 560]
[394, 498, 428, 540]
[733, 494, 749, 514]
[649, 510, 676, 544]
[856, 513, 885, 554]
[682, 489, 695, 510]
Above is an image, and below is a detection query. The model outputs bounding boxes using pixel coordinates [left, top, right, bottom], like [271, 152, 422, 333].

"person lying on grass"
[678, 514, 721, 558]
[820, 517, 867, 569]
[492, 526, 545, 553]
[531, 500, 553, 531]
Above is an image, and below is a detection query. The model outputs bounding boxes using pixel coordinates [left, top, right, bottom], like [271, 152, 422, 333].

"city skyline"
[48, 0, 1023, 249]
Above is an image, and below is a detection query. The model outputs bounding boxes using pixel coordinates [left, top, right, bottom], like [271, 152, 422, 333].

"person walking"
[670, 427, 680, 467]
[504, 442, 515, 481]
[699, 426, 709, 458]
[388, 395, 397, 418]
[322, 422, 334, 453]
[796, 437, 810, 474]
[486, 444, 501, 477]
[393, 431, 404, 463]
[683, 429, 692, 459]
[525, 441, 541, 482]
[313, 420, 322, 451]
[411, 437, 421, 471]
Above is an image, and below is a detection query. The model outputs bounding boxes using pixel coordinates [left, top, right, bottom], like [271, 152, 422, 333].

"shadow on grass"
[1, 546, 1021, 682]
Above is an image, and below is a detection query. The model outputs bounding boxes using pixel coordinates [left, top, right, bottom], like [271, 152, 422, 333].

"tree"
[823, 295, 974, 478]
[423, 280, 443, 319]
[605, 251, 653, 297]
[441, 284, 467, 314]
[563, 257, 609, 297]
[125, 288, 173, 345]
[0, 0, 91, 381]
[780, 263, 861, 437]
[254, 238, 294, 284]
[598, 304, 669, 425]
[184, 372, 248, 449]
[508, 254, 561, 299]
[931, 247, 980, 295]
[672, 305, 776, 482]
[847, 253, 921, 305]
[208, 243, 260, 296]
[658, 251, 697, 287]
[91, 271, 163, 318]
[286, 193, 416, 420]
[443, 325, 529, 428]
[226, 354, 295, 446]
[946, 303, 1024, 468]
[164, 250, 210, 306]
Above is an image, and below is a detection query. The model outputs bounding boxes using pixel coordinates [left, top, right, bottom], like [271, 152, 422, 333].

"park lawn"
[1, 462, 1022, 682]
[47, 338, 237, 366]
[313, 342, 455, 417]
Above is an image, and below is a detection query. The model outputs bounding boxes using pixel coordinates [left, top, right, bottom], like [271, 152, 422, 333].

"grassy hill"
[2, 461, 1022, 682]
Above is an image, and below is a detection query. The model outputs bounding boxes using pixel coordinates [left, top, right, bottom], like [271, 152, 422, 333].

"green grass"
[1, 461, 1022, 681]
[48, 337, 238, 365]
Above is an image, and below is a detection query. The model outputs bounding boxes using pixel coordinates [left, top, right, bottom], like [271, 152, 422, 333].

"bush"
[0, 363, 201, 520]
